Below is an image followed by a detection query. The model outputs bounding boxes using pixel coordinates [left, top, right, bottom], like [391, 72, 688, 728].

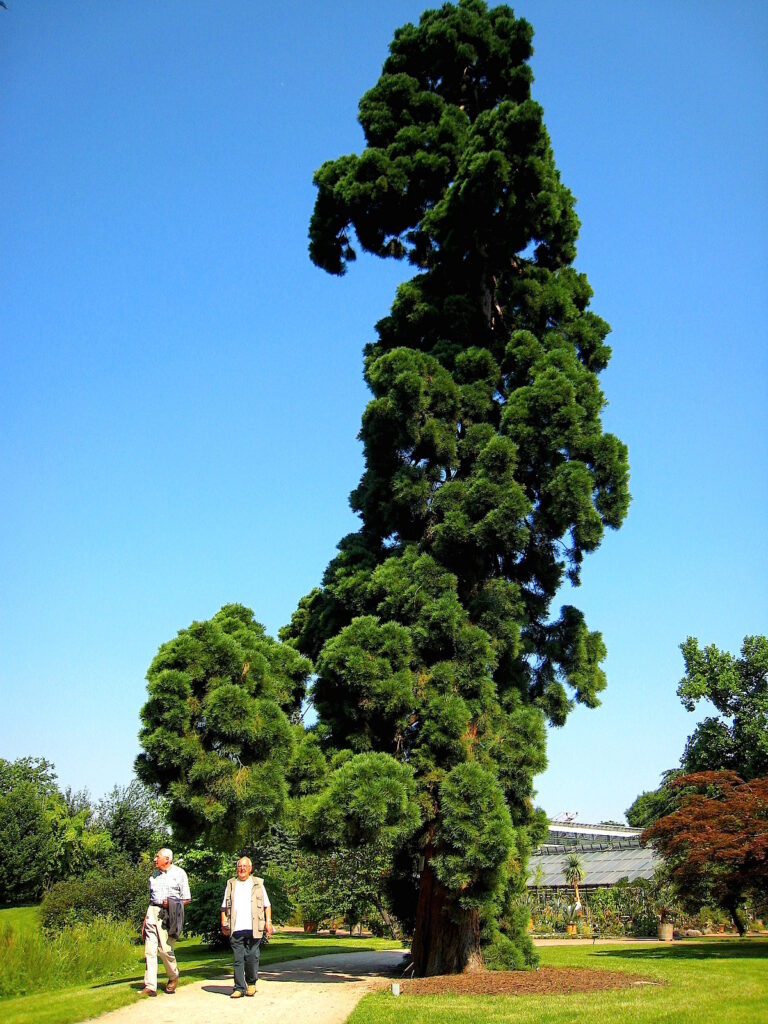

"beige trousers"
[143, 905, 179, 992]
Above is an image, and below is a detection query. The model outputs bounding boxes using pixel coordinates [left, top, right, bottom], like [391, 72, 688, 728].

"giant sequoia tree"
[135, 603, 313, 849]
[283, 0, 630, 974]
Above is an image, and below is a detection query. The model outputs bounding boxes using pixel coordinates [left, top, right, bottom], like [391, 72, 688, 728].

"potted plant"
[650, 868, 680, 941]
[563, 855, 586, 933]
[564, 903, 579, 936]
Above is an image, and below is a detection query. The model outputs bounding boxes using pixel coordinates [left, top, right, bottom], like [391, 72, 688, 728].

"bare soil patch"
[402, 966, 660, 996]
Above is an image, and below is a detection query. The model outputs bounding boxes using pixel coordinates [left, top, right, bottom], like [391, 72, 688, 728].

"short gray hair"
[158, 847, 173, 862]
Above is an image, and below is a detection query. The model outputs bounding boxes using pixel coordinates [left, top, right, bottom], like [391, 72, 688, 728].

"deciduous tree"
[642, 771, 768, 934]
[0, 757, 112, 903]
[677, 635, 768, 779]
[627, 634, 768, 826]
[96, 779, 169, 863]
[283, 0, 629, 975]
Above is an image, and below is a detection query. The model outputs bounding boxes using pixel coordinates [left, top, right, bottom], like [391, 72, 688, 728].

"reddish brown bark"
[410, 859, 481, 976]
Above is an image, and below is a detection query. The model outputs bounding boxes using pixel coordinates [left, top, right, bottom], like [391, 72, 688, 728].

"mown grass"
[348, 938, 768, 1024]
[0, 906, 40, 934]
[0, 925, 401, 1024]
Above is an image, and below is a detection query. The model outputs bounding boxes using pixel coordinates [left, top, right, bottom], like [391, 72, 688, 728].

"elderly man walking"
[220, 856, 274, 998]
[141, 848, 191, 996]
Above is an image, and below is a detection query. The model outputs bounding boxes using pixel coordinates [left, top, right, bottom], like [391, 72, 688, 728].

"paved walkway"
[96, 949, 408, 1024]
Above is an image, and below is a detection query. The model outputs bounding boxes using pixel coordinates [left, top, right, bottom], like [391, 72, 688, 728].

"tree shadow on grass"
[93, 962, 232, 990]
[592, 939, 768, 962]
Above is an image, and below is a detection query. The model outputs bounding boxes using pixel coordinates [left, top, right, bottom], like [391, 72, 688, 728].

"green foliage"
[314, 618, 416, 754]
[524, 880, 659, 938]
[563, 854, 585, 887]
[0, 757, 59, 798]
[0, 917, 138, 998]
[40, 860, 148, 932]
[0, 758, 113, 904]
[584, 879, 661, 936]
[481, 927, 537, 971]
[182, 840, 294, 945]
[180, 844, 231, 946]
[678, 635, 768, 779]
[626, 770, 683, 828]
[433, 763, 514, 907]
[627, 634, 768, 827]
[95, 780, 169, 863]
[0, 779, 60, 904]
[287, 844, 393, 931]
[135, 604, 312, 847]
[303, 752, 420, 850]
[285, 0, 629, 973]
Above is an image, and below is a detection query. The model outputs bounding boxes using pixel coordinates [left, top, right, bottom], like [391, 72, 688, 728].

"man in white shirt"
[141, 848, 191, 996]
[220, 856, 274, 998]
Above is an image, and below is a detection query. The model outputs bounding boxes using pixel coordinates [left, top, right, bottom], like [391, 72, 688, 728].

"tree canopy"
[134, 0, 629, 975]
[282, 0, 629, 974]
[96, 780, 169, 863]
[677, 635, 768, 779]
[0, 757, 113, 904]
[642, 771, 768, 934]
[627, 634, 768, 827]
[135, 603, 312, 849]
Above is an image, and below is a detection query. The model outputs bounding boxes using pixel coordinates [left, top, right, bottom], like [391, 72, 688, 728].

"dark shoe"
[140, 987, 157, 997]
[246, 984, 257, 996]
[230, 990, 244, 999]
[165, 978, 178, 994]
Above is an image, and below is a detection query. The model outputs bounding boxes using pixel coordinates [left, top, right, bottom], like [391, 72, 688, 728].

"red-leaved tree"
[642, 771, 768, 934]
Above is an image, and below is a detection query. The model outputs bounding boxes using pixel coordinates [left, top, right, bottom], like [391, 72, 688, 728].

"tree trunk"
[410, 861, 481, 976]
[373, 896, 400, 940]
[724, 896, 747, 936]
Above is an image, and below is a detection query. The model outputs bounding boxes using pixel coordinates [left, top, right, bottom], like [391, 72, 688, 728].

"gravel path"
[94, 949, 408, 1024]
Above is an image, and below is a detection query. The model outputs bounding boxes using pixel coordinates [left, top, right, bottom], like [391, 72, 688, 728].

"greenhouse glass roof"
[527, 821, 659, 887]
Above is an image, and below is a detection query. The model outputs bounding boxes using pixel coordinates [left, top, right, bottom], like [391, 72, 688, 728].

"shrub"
[0, 917, 138, 997]
[40, 860, 147, 932]
[483, 930, 537, 971]
[185, 879, 228, 947]
[186, 869, 292, 947]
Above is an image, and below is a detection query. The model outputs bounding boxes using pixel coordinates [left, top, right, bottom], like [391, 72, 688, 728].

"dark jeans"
[230, 931, 261, 992]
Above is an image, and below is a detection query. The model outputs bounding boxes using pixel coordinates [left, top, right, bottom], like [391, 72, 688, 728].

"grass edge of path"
[0, 934, 402, 1024]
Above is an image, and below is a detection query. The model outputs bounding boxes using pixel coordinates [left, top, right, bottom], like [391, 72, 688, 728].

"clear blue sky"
[1, 1, 766, 823]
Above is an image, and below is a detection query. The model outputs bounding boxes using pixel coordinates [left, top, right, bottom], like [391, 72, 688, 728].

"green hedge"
[40, 862, 147, 932]
[186, 868, 293, 947]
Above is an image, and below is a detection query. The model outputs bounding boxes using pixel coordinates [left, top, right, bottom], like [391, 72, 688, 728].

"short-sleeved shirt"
[148, 864, 191, 905]
[221, 877, 271, 932]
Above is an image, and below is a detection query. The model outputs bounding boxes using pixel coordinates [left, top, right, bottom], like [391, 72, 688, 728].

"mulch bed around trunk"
[401, 966, 661, 996]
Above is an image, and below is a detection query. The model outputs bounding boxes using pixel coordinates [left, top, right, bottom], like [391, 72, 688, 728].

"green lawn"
[0, 930, 401, 1024]
[349, 938, 768, 1024]
[0, 906, 40, 934]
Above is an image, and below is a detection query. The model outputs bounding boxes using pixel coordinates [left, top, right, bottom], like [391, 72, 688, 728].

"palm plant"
[564, 855, 586, 912]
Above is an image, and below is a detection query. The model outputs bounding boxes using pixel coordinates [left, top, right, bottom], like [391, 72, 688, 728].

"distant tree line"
[0, 756, 168, 906]
[0, 753, 400, 940]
